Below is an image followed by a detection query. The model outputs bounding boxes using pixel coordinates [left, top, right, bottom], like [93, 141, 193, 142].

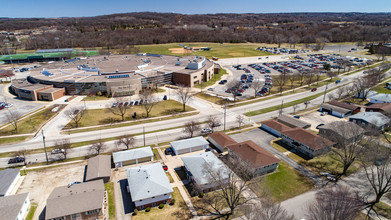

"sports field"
[0, 50, 99, 61]
[135, 43, 273, 58]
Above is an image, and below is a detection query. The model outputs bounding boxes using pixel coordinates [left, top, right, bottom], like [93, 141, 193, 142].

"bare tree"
[54, 139, 72, 160]
[183, 120, 200, 138]
[250, 78, 264, 97]
[288, 74, 297, 90]
[321, 121, 365, 179]
[241, 199, 294, 220]
[306, 186, 363, 220]
[304, 101, 310, 109]
[336, 87, 346, 99]
[274, 75, 285, 95]
[6, 110, 22, 133]
[235, 115, 245, 128]
[292, 104, 299, 114]
[115, 135, 136, 150]
[65, 107, 85, 128]
[89, 139, 106, 155]
[206, 115, 220, 133]
[360, 140, 391, 214]
[297, 69, 307, 86]
[139, 89, 158, 118]
[192, 160, 259, 219]
[175, 84, 193, 112]
[226, 80, 240, 102]
[106, 98, 128, 121]
[306, 70, 315, 88]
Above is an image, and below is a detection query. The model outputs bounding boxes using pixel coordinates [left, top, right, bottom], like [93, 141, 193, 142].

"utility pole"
[224, 102, 227, 131]
[143, 126, 146, 146]
[279, 100, 284, 116]
[42, 130, 49, 164]
[322, 83, 328, 103]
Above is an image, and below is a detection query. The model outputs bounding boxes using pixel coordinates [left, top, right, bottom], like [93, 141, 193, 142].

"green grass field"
[0, 135, 31, 145]
[251, 161, 314, 202]
[26, 203, 38, 220]
[135, 43, 273, 59]
[0, 50, 99, 61]
[105, 182, 116, 220]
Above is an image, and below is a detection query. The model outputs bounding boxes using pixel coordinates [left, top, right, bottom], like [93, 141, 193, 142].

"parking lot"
[16, 162, 87, 220]
[298, 111, 348, 130]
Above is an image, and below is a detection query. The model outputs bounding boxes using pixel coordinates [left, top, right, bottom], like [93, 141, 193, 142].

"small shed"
[170, 137, 209, 155]
[113, 147, 153, 167]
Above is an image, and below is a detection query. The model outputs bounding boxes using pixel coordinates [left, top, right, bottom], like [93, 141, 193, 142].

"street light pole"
[224, 102, 227, 131]
[322, 83, 328, 103]
[143, 126, 146, 146]
[42, 130, 49, 164]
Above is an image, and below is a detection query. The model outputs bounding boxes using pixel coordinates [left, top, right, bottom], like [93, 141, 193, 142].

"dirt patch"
[168, 48, 192, 54]
[17, 162, 87, 219]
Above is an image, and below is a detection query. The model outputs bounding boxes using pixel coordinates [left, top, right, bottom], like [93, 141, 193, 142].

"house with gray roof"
[126, 162, 173, 210]
[85, 155, 111, 183]
[0, 169, 20, 197]
[277, 114, 311, 129]
[318, 121, 365, 144]
[170, 136, 209, 155]
[45, 180, 105, 220]
[349, 112, 390, 130]
[369, 93, 391, 104]
[181, 152, 231, 192]
[113, 146, 153, 167]
[0, 193, 30, 220]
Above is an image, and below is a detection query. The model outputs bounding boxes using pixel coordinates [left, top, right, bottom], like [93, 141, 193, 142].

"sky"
[1, 0, 390, 18]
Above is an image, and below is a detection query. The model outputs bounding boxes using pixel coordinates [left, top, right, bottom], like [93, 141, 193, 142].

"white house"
[0, 169, 21, 197]
[170, 136, 209, 155]
[0, 193, 30, 220]
[113, 147, 153, 167]
[126, 163, 173, 210]
[369, 94, 391, 104]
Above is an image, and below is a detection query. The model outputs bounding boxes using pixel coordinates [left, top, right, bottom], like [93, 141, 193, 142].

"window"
[193, 76, 197, 79]
[152, 203, 156, 207]
[85, 209, 99, 215]
[71, 213, 80, 220]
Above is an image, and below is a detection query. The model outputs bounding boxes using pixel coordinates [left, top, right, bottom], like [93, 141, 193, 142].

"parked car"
[162, 165, 168, 171]
[319, 172, 330, 176]
[8, 156, 25, 164]
[201, 128, 212, 134]
[163, 95, 167, 100]
[212, 122, 222, 127]
[311, 88, 317, 92]
[335, 80, 341, 84]
[293, 115, 300, 119]
[51, 149, 65, 154]
[129, 101, 134, 106]
[139, 99, 144, 105]
[112, 102, 119, 108]
[165, 148, 172, 155]
[124, 102, 129, 107]
[4, 103, 13, 108]
[207, 88, 214, 91]
[134, 101, 139, 105]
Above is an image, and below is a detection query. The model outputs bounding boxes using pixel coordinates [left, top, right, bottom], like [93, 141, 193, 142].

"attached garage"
[170, 137, 209, 155]
[113, 147, 154, 168]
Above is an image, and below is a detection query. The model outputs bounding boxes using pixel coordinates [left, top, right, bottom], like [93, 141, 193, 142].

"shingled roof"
[208, 132, 237, 149]
[329, 100, 360, 111]
[227, 140, 280, 169]
[85, 155, 111, 182]
[281, 128, 335, 150]
[261, 119, 292, 133]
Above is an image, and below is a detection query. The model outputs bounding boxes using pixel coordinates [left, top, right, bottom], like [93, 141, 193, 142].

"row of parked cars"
[257, 47, 309, 54]
[257, 74, 272, 96]
[248, 63, 271, 74]
[112, 100, 145, 108]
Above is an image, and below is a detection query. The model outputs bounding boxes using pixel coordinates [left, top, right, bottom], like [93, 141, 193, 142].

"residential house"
[0, 169, 21, 197]
[126, 163, 173, 210]
[45, 180, 105, 220]
[366, 103, 391, 117]
[170, 136, 209, 155]
[113, 146, 153, 168]
[227, 140, 280, 178]
[281, 128, 335, 158]
[276, 114, 311, 129]
[349, 112, 390, 130]
[0, 193, 30, 220]
[318, 121, 365, 144]
[207, 132, 237, 152]
[368, 93, 391, 104]
[181, 152, 231, 192]
[85, 155, 111, 183]
[261, 119, 292, 137]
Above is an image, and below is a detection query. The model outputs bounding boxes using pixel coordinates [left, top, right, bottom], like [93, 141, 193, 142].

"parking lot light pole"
[42, 130, 49, 164]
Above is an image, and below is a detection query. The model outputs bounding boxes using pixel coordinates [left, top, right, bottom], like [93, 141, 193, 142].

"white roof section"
[181, 152, 230, 185]
[171, 136, 209, 151]
[370, 93, 391, 103]
[349, 112, 390, 127]
[126, 163, 173, 201]
[113, 147, 153, 163]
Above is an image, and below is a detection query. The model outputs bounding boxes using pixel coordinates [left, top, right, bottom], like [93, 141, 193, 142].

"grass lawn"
[82, 95, 110, 101]
[105, 182, 116, 220]
[195, 92, 233, 105]
[250, 161, 314, 202]
[135, 43, 273, 59]
[0, 105, 65, 136]
[270, 139, 288, 153]
[374, 202, 391, 219]
[64, 100, 195, 129]
[195, 68, 228, 89]
[0, 135, 31, 145]
[152, 148, 160, 160]
[133, 187, 190, 220]
[372, 82, 391, 94]
[166, 171, 174, 183]
[26, 203, 38, 220]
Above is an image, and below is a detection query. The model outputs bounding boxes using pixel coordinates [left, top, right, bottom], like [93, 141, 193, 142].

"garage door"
[138, 157, 152, 163]
[190, 145, 203, 152]
[123, 159, 137, 166]
[177, 148, 191, 155]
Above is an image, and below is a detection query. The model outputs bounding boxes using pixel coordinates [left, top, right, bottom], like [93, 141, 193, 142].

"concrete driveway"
[299, 111, 349, 131]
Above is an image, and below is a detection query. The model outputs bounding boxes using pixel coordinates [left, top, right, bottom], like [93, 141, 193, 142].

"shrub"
[146, 207, 151, 212]
[199, 192, 204, 198]
[159, 204, 164, 209]
[96, 91, 102, 96]
[169, 199, 176, 205]
[133, 209, 138, 216]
